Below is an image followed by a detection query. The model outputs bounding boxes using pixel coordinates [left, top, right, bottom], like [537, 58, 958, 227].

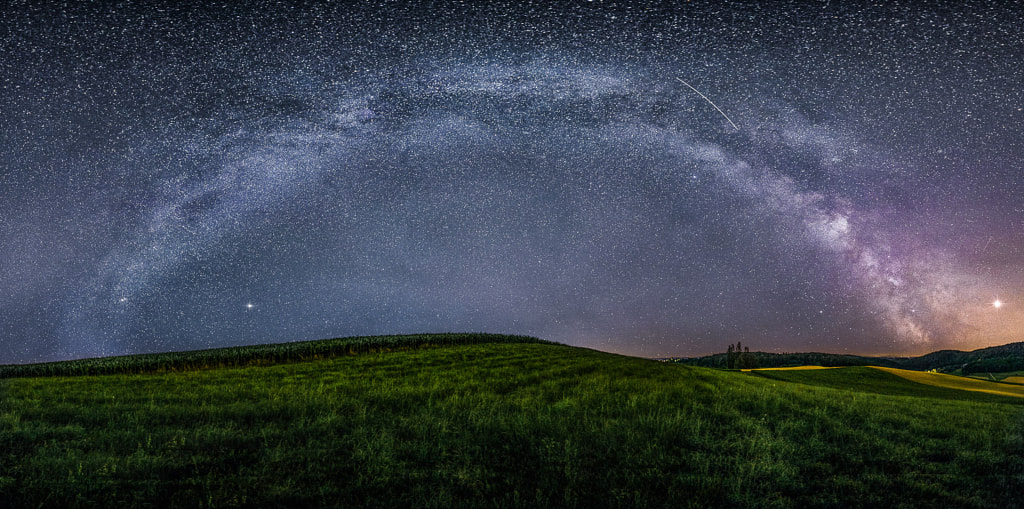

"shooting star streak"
[676, 77, 740, 131]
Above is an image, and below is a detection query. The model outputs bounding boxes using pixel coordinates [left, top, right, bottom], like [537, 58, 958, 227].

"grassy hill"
[0, 333, 550, 378]
[1, 335, 1022, 508]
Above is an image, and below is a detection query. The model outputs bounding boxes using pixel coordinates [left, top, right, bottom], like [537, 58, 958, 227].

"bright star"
[993, 299, 1003, 309]
[246, 303, 255, 310]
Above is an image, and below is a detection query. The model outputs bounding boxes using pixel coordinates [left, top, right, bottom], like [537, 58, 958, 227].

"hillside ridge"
[0, 333, 551, 379]
[672, 341, 1024, 373]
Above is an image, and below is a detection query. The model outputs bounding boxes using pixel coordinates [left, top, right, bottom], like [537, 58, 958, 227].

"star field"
[1, 1, 1022, 363]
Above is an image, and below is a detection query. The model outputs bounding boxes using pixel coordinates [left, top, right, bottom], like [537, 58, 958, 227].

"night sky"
[2, 1, 1022, 364]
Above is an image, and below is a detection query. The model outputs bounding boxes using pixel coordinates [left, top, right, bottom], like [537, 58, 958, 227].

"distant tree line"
[960, 355, 1024, 376]
[671, 341, 1024, 374]
[672, 351, 899, 370]
[726, 342, 759, 369]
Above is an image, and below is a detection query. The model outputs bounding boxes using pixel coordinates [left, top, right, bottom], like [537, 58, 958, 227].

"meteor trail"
[676, 77, 739, 131]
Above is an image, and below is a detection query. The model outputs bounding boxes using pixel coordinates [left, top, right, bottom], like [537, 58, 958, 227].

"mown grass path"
[2, 342, 1022, 508]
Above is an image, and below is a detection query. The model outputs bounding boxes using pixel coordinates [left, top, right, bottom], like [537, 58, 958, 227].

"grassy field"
[872, 367, 1024, 398]
[742, 366, 837, 371]
[962, 371, 1024, 384]
[0, 333, 549, 378]
[749, 366, 1024, 399]
[2, 339, 1023, 508]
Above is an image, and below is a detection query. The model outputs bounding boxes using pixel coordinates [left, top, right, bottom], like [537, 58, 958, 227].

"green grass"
[748, 366, 1024, 404]
[1, 341, 1022, 508]
[870, 367, 1024, 398]
[0, 333, 549, 378]
[961, 371, 1024, 383]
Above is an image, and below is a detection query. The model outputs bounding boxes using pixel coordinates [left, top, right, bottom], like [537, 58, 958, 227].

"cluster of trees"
[726, 341, 759, 369]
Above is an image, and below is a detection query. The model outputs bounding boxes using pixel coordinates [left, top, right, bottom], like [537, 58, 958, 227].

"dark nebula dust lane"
[2, 1, 1022, 363]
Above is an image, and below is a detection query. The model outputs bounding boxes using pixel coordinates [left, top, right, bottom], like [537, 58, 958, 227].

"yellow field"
[1002, 376, 1024, 384]
[743, 366, 837, 372]
[872, 367, 1024, 398]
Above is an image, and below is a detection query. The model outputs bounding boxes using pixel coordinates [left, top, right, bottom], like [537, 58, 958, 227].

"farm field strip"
[750, 364, 1024, 398]
[872, 366, 1024, 398]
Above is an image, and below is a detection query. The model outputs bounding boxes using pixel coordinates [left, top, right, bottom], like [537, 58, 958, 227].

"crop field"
[0, 333, 548, 379]
[750, 366, 1024, 399]
[872, 367, 1024, 398]
[1, 336, 1022, 508]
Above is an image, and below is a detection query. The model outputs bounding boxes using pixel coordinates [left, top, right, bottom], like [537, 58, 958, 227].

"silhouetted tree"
[737, 345, 759, 369]
[726, 342, 758, 369]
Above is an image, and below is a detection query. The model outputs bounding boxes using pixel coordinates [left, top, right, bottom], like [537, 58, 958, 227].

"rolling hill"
[1, 334, 1022, 508]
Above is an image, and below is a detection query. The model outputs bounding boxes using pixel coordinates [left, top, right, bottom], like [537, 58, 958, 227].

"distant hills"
[670, 341, 1024, 374]
[7, 335, 1023, 378]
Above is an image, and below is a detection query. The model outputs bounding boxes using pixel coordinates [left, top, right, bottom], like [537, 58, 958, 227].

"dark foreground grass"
[1, 343, 1022, 508]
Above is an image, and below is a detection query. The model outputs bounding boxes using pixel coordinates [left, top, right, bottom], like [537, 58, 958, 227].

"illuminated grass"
[1, 343, 1022, 508]
[873, 367, 1024, 398]
[753, 365, 1024, 397]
